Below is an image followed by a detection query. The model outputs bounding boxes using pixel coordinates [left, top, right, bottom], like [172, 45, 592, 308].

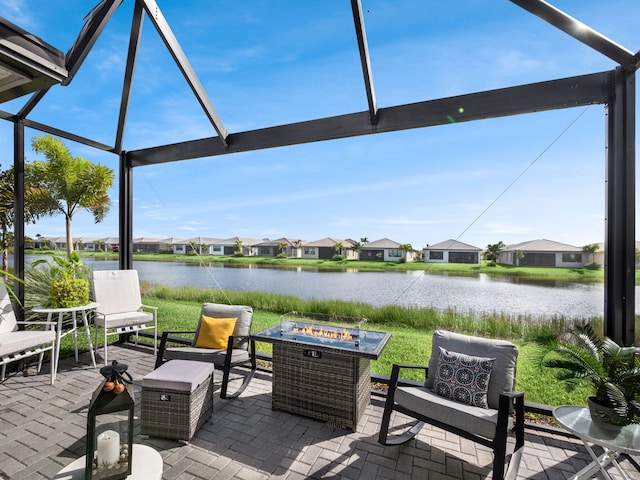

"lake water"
[66, 257, 611, 320]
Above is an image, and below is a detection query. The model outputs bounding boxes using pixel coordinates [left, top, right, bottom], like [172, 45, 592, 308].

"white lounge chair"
[91, 270, 157, 365]
[0, 282, 56, 384]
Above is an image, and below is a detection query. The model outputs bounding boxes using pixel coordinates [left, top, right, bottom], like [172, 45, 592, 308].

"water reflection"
[21, 255, 615, 319]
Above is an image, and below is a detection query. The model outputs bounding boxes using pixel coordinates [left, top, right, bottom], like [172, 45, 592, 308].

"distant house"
[360, 238, 414, 262]
[184, 237, 223, 255]
[497, 239, 587, 267]
[217, 237, 262, 256]
[99, 237, 120, 252]
[424, 239, 482, 264]
[132, 237, 166, 253]
[254, 238, 304, 257]
[301, 238, 356, 260]
[74, 237, 98, 251]
[45, 236, 66, 251]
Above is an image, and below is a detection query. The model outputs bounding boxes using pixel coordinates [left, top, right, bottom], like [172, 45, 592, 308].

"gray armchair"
[378, 330, 524, 480]
[155, 303, 256, 399]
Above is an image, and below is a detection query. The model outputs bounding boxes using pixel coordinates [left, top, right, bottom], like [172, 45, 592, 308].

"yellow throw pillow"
[194, 315, 237, 349]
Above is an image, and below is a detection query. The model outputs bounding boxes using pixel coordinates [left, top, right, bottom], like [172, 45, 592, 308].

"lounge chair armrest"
[16, 320, 56, 329]
[500, 390, 524, 400]
[497, 390, 526, 447]
[389, 363, 429, 387]
[229, 334, 252, 347]
[141, 304, 157, 314]
[155, 330, 197, 368]
[158, 330, 196, 345]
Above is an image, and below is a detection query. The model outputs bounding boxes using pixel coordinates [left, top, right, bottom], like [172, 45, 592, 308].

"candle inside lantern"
[97, 430, 120, 467]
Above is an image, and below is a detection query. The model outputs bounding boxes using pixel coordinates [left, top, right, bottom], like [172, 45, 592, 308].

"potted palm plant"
[542, 323, 640, 429]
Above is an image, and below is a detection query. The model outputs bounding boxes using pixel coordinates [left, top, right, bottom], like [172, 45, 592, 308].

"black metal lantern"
[86, 361, 134, 480]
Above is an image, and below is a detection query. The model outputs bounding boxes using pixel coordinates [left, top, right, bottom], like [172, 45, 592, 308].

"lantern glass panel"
[89, 411, 131, 478]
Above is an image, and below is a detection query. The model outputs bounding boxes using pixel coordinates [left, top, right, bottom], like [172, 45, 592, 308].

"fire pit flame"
[290, 324, 354, 341]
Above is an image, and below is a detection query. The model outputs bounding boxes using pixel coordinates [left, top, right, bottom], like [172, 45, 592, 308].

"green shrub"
[332, 254, 344, 261]
[585, 262, 601, 270]
[49, 278, 90, 308]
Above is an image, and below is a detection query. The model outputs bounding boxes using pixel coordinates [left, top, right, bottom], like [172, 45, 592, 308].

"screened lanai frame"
[1, 0, 639, 345]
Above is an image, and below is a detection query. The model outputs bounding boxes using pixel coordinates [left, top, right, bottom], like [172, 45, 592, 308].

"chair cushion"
[197, 304, 253, 350]
[94, 311, 154, 328]
[433, 347, 495, 409]
[91, 270, 143, 314]
[0, 282, 17, 334]
[425, 330, 518, 410]
[164, 346, 250, 367]
[0, 330, 55, 357]
[395, 385, 512, 440]
[194, 316, 236, 349]
[142, 359, 214, 392]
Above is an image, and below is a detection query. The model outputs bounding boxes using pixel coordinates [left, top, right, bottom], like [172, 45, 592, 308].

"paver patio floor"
[1, 343, 639, 479]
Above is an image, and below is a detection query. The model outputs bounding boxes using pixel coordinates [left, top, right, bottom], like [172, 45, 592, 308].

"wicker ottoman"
[141, 359, 214, 440]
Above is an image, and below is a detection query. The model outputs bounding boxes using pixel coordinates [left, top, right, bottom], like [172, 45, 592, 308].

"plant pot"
[587, 397, 625, 431]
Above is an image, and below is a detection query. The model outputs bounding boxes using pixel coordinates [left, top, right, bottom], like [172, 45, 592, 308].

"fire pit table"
[252, 312, 391, 431]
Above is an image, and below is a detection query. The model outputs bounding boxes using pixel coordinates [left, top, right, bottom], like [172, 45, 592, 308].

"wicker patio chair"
[155, 303, 256, 399]
[378, 330, 525, 480]
[0, 282, 56, 384]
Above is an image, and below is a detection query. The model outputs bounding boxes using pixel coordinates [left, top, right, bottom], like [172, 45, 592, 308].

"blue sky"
[1, 0, 638, 250]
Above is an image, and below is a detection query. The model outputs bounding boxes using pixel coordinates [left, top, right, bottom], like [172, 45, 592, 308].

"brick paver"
[1, 344, 639, 479]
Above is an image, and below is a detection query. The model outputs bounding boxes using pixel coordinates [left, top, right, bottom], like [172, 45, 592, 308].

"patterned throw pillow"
[433, 347, 495, 409]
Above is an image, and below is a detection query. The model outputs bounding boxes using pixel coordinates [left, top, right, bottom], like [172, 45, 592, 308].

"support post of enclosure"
[119, 151, 133, 270]
[13, 120, 25, 321]
[604, 66, 636, 346]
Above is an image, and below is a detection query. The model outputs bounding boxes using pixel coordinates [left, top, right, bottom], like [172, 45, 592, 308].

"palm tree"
[292, 239, 302, 257]
[0, 165, 54, 271]
[333, 241, 344, 256]
[28, 135, 114, 259]
[484, 241, 505, 263]
[351, 241, 363, 260]
[400, 243, 413, 261]
[360, 237, 369, 245]
[234, 238, 243, 255]
[278, 242, 288, 256]
[582, 243, 599, 264]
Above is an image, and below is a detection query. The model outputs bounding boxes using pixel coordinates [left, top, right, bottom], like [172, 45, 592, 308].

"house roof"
[304, 237, 353, 248]
[254, 237, 303, 247]
[132, 237, 163, 244]
[424, 239, 481, 251]
[220, 237, 263, 246]
[502, 239, 580, 252]
[187, 237, 224, 245]
[362, 238, 401, 249]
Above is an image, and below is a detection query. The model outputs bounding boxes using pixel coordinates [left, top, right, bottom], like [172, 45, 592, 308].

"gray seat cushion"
[394, 385, 514, 440]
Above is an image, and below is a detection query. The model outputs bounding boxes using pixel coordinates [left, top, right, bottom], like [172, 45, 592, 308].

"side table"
[32, 302, 99, 381]
[53, 444, 162, 480]
[553, 405, 640, 480]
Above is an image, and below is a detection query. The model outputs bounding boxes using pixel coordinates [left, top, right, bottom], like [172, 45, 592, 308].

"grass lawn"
[88, 296, 587, 410]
